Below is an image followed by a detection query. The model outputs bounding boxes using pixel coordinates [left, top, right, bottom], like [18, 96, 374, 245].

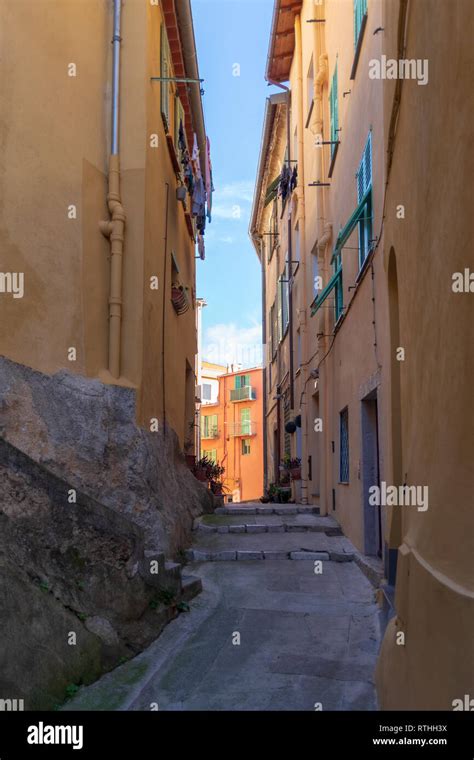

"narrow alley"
[65, 504, 380, 711]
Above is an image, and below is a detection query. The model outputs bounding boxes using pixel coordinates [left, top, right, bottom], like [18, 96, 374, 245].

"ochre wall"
[0, 0, 199, 446]
[376, 0, 474, 709]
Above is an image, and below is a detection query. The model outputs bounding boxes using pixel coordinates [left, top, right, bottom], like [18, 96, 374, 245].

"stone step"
[214, 505, 320, 516]
[185, 548, 354, 562]
[181, 575, 203, 601]
[195, 522, 342, 536]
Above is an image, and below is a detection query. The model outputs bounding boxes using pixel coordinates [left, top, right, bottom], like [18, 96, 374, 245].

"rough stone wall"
[0, 437, 197, 709]
[0, 356, 213, 556]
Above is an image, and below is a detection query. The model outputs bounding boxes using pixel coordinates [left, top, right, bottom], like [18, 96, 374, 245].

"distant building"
[200, 366, 264, 503]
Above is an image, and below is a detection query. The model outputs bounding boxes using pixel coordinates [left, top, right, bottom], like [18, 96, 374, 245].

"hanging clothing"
[205, 136, 214, 223]
[192, 176, 206, 219]
[192, 133, 202, 179]
[197, 232, 205, 261]
[290, 165, 298, 194]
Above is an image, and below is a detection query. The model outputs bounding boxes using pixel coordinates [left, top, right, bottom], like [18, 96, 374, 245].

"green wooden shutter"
[174, 95, 185, 149]
[241, 408, 251, 436]
[160, 25, 171, 131]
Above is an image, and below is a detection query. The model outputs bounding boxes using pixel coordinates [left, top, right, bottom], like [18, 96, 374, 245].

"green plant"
[65, 683, 80, 699]
[177, 601, 190, 613]
[77, 612, 87, 621]
[39, 580, 49, 593]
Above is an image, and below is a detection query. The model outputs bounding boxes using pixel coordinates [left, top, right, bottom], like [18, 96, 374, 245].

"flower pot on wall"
[171, 285, 190, 315]
[290, 467, 302, 481]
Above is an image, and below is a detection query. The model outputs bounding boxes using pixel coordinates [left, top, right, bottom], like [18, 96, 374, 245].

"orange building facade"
[200, 367, 264, 503]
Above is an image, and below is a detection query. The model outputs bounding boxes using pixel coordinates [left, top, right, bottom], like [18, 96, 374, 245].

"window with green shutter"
[329, 63, 338, 159]
[235, 374, 250, 389]
[356, 132, 373, 267]
[202, 414, 218, 438]
[241, 408, 251, 436]
[354, 0, 368, 48]
[160, 24, 171, 131]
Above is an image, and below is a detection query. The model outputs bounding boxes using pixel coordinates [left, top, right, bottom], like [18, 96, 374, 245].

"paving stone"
[246, 525, 266, 534]
[237, 551, 264, 560]
[256, 506, 275, 514]
[212, 550, 237, 561]
[186, 549, 211, 561]
[297, 507, 317, 514]
[217, 526, 229, 534]
[229, 525, 245, 533]
[198, 524, 217, 534]
[264, 551, 290, 560]
[329, 550, 354, 562]
[290, 551, 330, 560]
[214, 508, 226, 514]
[268, 524, 285, 533]
[286, 525, 309, 533]
[275, 507, 297, 515]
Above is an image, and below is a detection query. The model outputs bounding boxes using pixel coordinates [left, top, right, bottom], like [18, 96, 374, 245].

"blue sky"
[192, 0, 274, 368]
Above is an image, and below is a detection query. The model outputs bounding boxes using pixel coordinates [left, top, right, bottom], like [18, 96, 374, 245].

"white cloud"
[203, 322, 262, 369]
[210, 180, 254, 222]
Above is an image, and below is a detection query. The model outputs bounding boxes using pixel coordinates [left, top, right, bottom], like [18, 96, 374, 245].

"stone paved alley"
[65, 505, 381, 711]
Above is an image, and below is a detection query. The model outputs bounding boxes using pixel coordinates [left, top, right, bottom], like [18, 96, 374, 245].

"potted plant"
[281, 454, 302, 481]
[171, 284, 190, 315]
[192, 455, 213, 483]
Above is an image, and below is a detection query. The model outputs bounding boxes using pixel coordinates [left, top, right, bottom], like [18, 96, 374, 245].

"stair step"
[180, 575, 203, 601]
[196, 522, 342, 536]
[185, 548, 354, 562]
[214, 505, 319, 516]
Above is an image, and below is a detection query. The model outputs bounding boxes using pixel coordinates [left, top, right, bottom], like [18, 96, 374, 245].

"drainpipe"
[294, 13, 309, 504]
[100, 0, 126, 379]
[253, 233, 268, 493]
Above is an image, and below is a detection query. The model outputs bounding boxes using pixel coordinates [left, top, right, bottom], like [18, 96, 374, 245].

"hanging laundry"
[192, 175, 206, 218]
[197, 232, 205, 261]
[205, 136, 214, 223]
[279, 164, 291, 201]
[192, 133, 202, 179]
[290, 165, 298, 194]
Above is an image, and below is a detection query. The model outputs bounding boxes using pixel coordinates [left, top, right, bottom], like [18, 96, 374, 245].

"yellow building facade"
[251, 0, 473, 709]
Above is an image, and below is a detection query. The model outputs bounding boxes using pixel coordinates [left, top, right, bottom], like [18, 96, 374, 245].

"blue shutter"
[357, 132, 372, 201]
[330, 63, 338, 158]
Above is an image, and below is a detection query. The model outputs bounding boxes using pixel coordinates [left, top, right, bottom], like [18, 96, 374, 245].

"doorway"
[361, 390, 382, 556]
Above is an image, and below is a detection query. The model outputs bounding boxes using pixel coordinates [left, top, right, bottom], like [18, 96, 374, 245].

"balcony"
[228, 422, 256, 437]
[230, 386, 257, 402]
[202, 427, 219, 440]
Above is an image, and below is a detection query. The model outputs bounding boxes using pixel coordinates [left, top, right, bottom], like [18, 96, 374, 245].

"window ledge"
[350, 13, 368, 81]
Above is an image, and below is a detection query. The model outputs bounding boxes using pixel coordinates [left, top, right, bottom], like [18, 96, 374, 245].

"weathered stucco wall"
[375, 0, 474, 709]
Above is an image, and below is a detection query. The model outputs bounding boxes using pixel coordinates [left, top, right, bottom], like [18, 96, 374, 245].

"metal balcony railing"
[230, 386, 257, 402]
[201, 427, 219, 439]
[228, 421, 256, 437]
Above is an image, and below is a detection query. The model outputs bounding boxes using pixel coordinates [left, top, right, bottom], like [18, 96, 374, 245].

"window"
[277, 285, 283, 342]
[235, 374, 250, 389]
[202, 414, 218, 438]
[202, 383, 212, 401]
[160, 24, 172, 131]
[354, 0, 368, 49]
[329, 63, 338, 159]
[307, 56, 314, 120]
[241, 408, 251, 436]
[339, 407, 349, 483]
[270, 302, 276, 358]
[284, 398, 291, 456]
[279, 258, 290, 337]
[205, 449, 217, 463]
[356, 132, 373, 267]
[241, 439, 251, 456]
[294, 223, 300, 265]
[174, 95, 185, 150]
